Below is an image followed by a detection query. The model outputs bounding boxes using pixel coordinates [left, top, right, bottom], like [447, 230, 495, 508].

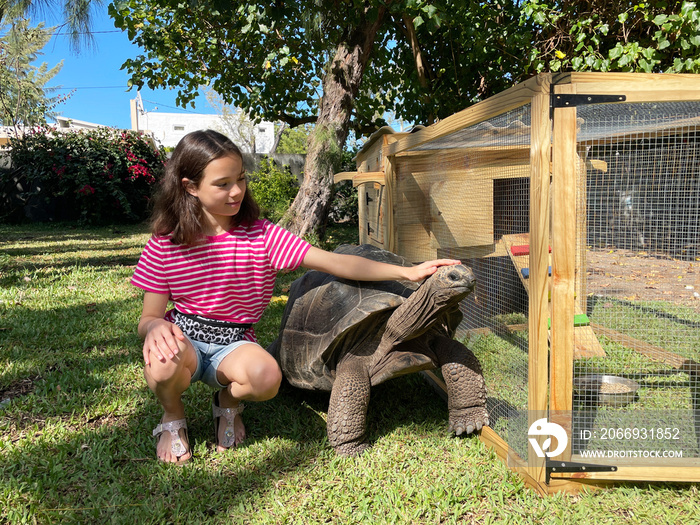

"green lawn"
[1, 223, 698, 524]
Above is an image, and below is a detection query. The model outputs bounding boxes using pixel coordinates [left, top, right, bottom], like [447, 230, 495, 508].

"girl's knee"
[144, 360, 172, 385]
[218, 345, 282, 400]
[144, 354, 191, 385]
[248, 360, 282, 399]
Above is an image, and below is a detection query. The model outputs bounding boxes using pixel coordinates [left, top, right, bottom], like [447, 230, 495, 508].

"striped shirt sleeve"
[131, 236, 170, 294]
[262, 220, 311, 271]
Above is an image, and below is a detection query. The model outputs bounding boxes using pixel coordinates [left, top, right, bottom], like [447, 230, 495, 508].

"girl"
[132, 129, 459, 464]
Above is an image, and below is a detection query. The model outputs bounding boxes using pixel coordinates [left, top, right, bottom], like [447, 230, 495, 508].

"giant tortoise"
[268, 244, 489, 455]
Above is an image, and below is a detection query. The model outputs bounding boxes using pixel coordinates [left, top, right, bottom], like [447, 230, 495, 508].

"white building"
[129, 92, 275, 152]
[1, 118, 105, 149]
[54, 116, 104, 130]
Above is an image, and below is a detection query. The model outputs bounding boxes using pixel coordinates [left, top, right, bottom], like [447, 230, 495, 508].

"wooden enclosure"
[336, 73, 700, 494]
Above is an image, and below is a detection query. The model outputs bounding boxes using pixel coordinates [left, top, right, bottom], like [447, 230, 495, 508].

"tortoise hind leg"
[433, 336, 489, 435]
[327, 356, 372, 456]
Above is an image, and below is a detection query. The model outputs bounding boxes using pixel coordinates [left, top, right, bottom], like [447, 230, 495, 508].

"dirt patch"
[586, 248, 700, 311]
[0, 376, 38, 401]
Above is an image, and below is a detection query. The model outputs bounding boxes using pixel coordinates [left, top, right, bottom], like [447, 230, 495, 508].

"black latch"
[546, 459, 617, 484]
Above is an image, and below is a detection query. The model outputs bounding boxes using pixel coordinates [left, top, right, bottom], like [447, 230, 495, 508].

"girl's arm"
[301, 246, 460, 283]
[138, 292, 186, 365]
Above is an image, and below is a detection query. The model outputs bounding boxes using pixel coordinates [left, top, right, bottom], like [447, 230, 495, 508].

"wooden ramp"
[502, 233, 606, 358]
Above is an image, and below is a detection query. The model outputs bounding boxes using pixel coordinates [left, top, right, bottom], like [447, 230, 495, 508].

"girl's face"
[184, 154, 246, 234]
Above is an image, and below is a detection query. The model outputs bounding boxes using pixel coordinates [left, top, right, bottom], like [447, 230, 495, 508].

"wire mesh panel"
[377, 74, 700, 489]
[572, 101, 700, 465]
[392, 106, 534, 461]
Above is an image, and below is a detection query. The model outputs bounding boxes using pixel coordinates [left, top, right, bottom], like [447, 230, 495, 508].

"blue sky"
[35, 4, 216, 129]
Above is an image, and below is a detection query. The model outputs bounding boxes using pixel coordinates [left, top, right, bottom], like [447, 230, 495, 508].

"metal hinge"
[546, 459, 617, 484]
[550, 93, 626, 118]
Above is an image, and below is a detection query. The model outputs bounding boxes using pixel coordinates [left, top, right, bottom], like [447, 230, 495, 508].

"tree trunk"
[279, 11, 387, 239]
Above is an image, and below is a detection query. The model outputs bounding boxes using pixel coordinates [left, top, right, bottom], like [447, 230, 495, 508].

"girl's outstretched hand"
[302, 246, 461, 284]
[403, 258, 461, 282]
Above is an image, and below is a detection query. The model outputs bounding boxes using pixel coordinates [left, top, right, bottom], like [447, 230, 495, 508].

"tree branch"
[400, 14, 435, 89]
[278, 114, 317, 127]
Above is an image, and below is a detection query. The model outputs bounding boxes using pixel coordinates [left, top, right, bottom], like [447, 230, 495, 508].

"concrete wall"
[243, 153, 306, 180]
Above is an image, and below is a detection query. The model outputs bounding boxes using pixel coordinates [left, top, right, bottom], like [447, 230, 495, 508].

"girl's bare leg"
[144, 339, 198, 462]
[214, 343, 282, 450]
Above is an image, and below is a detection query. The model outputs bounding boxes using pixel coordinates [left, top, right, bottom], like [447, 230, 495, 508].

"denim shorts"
[185, 336, 253, 389]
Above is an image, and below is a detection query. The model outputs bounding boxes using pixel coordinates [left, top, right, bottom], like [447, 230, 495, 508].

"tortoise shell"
[273, 244, 459, 391]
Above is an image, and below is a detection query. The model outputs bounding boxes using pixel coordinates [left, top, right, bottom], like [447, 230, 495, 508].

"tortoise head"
[379, 264, 476, 350]
[427, 264, 476, 306]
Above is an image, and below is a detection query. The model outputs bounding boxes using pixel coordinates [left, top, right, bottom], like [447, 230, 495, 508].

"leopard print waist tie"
[168, 309, 252, 345]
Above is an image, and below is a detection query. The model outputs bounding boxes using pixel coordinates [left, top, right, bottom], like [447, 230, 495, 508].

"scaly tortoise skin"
[268, 244, 489, 455]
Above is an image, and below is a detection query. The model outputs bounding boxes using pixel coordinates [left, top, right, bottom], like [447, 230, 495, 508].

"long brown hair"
[150, 130, 260, 245]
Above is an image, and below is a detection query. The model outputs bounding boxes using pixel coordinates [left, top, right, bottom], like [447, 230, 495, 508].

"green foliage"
[368, 1, 529, 121]
[2, 0, 101, 51]
[108, 0, 528, 129]
[108, 0, 700, 237]
[276, 124, 312, 154]
[522, 1, 700, 74]
[4, 127, 166, 224]
[0, 16, 65, 128]
[109, 0, 327, 118]
[328, 180, 358, 225]
[248, 157, 299, 223]
[328, 147, 359, 224]
[109, 0, 700, 128]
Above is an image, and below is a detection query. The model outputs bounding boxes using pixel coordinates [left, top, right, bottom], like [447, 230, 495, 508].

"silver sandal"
[152, 418, 190, 464]
[212, 392, 245, 449]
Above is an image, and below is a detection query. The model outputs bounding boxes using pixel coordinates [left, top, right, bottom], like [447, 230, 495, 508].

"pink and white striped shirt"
[131, 219, 311, 341]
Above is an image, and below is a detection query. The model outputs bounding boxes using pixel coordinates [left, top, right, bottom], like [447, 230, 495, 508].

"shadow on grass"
[0, 245, 147, 289]
[0, 223, 147, 240]
[0, 294, 462, 522]
[588, 295, 700, 330]
[1, 372, 461, 522]
[0, 298, 141, 386]
[0, 396, 331, 522]
[1, 349, 462, 522]
[1, 326, 330, 523]
[279, 371, 477, 455]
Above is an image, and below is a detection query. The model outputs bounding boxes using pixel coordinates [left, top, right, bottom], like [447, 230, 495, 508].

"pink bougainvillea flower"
[77, 184, 96, 195]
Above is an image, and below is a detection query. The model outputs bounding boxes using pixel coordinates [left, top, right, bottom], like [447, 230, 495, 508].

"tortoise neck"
[379, 281, 444, 349]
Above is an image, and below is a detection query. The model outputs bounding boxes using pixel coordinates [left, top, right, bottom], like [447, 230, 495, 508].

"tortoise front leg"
[327, 356, 371, 456]
[433, 336, 489, 435]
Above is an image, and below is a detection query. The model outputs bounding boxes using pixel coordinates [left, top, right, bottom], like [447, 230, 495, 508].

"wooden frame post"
[528, 75, 553, 486]
[384, 153, 398, 254]
[550, 82, 577, 459]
